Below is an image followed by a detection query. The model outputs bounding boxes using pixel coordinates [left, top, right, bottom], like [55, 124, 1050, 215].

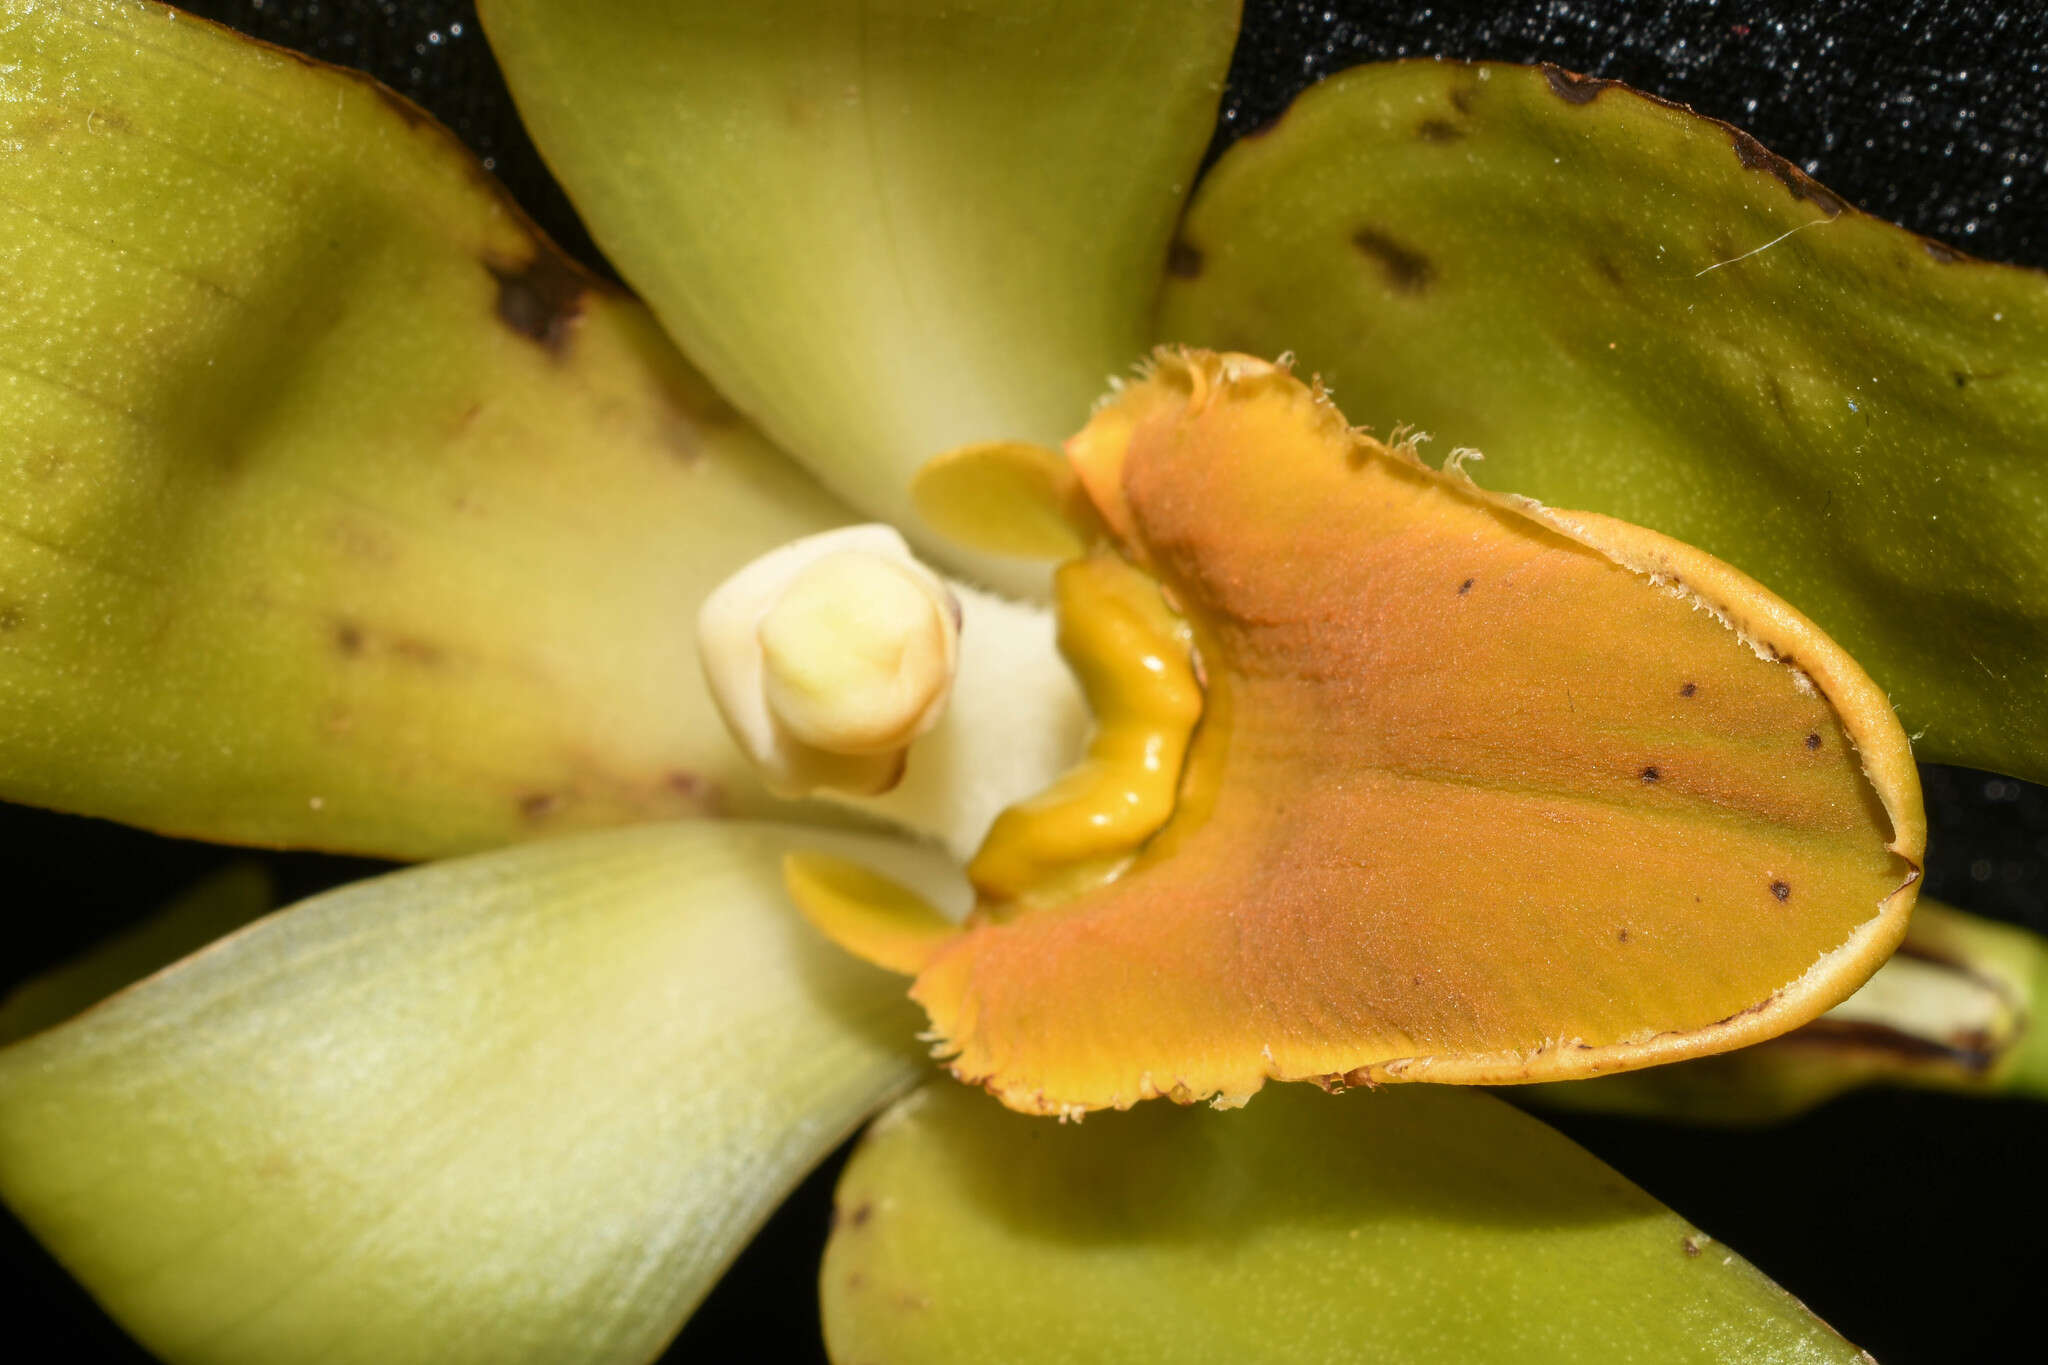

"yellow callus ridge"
[967, 553, 1202, 912]
[789, 348, 1925, 1118]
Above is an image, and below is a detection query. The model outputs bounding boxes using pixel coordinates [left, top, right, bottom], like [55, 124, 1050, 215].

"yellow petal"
[785, 849, 960, 977]
[911, 441, 1092, 562]
[908, 350, 1922, 1114]
[1526, 898, 2048, 1123]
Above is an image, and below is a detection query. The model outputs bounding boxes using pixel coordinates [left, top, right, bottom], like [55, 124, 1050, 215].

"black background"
[3, 2, 2045, 1361]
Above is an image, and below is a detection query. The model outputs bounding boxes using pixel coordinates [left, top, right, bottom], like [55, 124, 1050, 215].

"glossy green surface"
[0, 0, 852, 859]
[0, 822, 958, 1365]
[823, 1082, 1867, 1363]
[1160, 61, 2048, 780]
[481, 0, 1240, 594]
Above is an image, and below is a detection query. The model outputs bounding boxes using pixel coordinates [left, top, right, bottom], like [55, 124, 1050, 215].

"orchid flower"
[2, 3, 2045, 1363]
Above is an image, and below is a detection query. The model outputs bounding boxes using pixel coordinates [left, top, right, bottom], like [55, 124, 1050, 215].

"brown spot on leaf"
[1805, 732, 1823, 751]
[1351, 227, 1435, 293]
[666, 770, 723, 813]
[391, 636, 445, 667]
[519, 793, 560, 822]
[1541, 64, 1618, 105]
[1770, 879, 1791, 902]
[1763, 373, 1795, 422]
[1729, 130, 1848, 218]
[1167, 239, 1204, 279]
[1640, 765, 1661, 783]
[1679, 682, 1698, 697]
[1417, 117, 1464, 143]
[486, 252, 588, 356]
[367, 81, 432, 132]
[334, 621, 365, 656]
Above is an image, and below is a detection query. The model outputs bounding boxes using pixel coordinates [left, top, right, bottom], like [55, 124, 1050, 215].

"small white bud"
[758, 551, 953, 755]
[698, 526, 959, 797]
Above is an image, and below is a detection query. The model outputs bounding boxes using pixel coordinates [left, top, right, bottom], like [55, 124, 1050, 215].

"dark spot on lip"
[1351, 227, 1435, 293]
[1617, 928, 1630, 943]
[850, 1200, 874, 1228]
[1640, 765, 1661, 783]
[1417, 117, 1463, 142]
[1954, 371, 1971, 388]
[1457, 577, 1474, 595]
[1679, 682, 1697, 697]
[1705, 991, 1780, 1030]
[1541, 64, 1618, 105]
[1805, 732, 1823, 751]
[1771, 879, 1792, 902]
[519, 792, 560, 821]
[1167, 239, 1204, 280]
[486, 252, 588, 356]
[334, 621, 365, 656]
[1449, 83, 1477, 115]
[1729, 130, 1848, 218]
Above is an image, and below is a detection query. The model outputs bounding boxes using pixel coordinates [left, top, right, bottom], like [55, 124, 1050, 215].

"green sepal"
[1159, 60, 2048, 781]
[0, 821, 961, 1365]
[0, 0, 853, 859]
[479, 0, 1241, 593]
[822, 1082, 1868, 1364]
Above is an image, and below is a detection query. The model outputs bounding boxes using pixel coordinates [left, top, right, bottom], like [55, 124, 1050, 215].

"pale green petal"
[0, 863, 271, 1046]
[823, 1083, 1868, 1364]
[479, 0, 1240, 593]
[0, 0, 853, 859]
[0, 822, 962, 1365]
[1159, 60, 2048, 781]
